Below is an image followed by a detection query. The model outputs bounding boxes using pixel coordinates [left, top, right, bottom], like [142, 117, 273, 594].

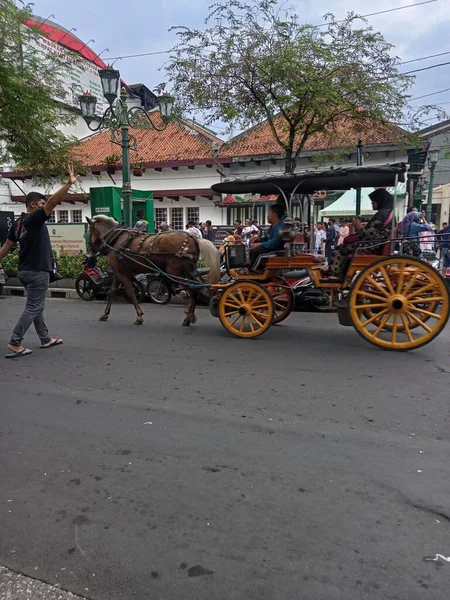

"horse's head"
[85, 215, 119, 252]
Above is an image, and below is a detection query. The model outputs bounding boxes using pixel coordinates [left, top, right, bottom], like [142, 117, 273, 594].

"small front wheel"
[75, 273, 96, 301]
[218, 281, 274, 338]
[147, 278, 172, 305]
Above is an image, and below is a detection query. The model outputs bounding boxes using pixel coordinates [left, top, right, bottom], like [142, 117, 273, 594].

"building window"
[187, 207, 199, 225]
[171, 207, 184, 230]
[47, 213, 56, 224]
[58, 210, 69, 223]
[155, 208, 168, 228]
[71, 209, 83, 223]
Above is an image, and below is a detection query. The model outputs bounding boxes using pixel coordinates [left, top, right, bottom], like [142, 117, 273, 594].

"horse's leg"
[115, 271, 144, 325]
[181, 260, 206, 327]
[100, 275, 119, 321]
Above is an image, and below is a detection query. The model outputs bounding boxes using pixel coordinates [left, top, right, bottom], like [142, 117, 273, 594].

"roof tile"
[75, 117, 224, 167]
[224, 116, 407, 157]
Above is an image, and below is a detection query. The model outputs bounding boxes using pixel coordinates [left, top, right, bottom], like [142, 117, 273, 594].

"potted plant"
[132, 161, 146, 177]
[105, 153, 121, 175]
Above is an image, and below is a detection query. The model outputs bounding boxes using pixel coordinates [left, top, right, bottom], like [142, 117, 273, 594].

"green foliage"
[0, 0, 83, 180]
[2, 249, 107, 279]
[2, 249, 19, 277]
[166, 0, 446, 172]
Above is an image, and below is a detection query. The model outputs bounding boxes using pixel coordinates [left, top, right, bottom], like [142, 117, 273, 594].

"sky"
[31, 0, 450, 138]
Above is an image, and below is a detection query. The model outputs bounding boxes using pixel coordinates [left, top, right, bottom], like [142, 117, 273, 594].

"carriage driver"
[249, 204, 285, 269]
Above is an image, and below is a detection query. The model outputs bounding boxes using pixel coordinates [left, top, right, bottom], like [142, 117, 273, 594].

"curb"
[1, 286, 80, 300]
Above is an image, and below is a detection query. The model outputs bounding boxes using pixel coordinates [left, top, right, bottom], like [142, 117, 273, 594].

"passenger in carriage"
[324, 188, 394, 282]
[249, 204, 285, 269]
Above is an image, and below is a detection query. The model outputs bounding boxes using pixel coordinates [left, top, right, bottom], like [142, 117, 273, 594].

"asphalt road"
[1, 296, 450, 600]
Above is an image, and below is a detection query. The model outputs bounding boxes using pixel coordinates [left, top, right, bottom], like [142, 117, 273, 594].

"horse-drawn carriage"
[86, 162, 449, 351]
[208, 163, 449, 351]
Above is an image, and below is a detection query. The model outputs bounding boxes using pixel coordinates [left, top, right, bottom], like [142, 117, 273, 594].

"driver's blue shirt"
[261, 220, 285, 250]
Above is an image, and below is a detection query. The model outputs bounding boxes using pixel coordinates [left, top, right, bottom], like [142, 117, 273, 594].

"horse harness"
[97, 226, 197, 261]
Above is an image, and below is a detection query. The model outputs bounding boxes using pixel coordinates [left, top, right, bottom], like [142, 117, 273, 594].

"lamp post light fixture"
[425, 147, 439, 223]
[78, 68, 174, 227]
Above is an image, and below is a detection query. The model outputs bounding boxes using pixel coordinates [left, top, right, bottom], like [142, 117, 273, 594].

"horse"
[85, 215, 220, 326]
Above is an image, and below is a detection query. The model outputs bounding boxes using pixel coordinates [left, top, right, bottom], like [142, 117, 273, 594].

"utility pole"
[355, 140, 364, 217]
[425, 148, 439, 222]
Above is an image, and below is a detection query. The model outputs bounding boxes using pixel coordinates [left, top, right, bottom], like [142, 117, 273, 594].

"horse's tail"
[196, 238, 221, 283]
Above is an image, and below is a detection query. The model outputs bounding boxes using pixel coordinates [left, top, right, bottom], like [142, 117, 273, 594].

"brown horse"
[85, 215, 220, 326]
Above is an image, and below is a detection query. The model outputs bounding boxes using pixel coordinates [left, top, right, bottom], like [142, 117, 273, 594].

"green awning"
[319, 184, 406, 218]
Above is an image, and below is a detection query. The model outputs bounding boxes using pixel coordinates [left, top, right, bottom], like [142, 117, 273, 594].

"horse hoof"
[99, 315, 108, 322]
[134, 319, 144, 325]
[182, 315, 196, 326]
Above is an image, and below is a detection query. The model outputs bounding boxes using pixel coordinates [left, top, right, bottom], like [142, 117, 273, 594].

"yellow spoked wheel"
[350, 257, 449, 351]
[265, 278, 294, 324]
[218, 281, 274, 338]
[362, 270, 438, 331]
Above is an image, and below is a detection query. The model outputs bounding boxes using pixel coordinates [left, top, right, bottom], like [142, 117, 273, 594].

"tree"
[166, 0, 439, 173]
[0, 0, 81, 179]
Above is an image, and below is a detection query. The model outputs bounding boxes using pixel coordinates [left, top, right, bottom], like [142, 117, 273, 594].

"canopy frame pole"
[390, 173, 399, 254]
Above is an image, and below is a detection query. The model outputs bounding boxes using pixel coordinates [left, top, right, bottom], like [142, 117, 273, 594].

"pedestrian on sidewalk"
[0, 167, 79, 358]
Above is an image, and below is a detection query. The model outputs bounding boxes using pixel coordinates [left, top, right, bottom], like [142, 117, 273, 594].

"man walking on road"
[0, 167, 79, 358]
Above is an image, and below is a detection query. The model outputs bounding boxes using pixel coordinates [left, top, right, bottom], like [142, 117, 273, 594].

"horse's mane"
[92, 215, 119, 228]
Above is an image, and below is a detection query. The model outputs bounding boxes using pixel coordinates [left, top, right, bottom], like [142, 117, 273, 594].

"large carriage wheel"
[350, 257, 449, 351]
[362, 271, 438, 331]
[218, 281, 274, 338]
[265, 278, 294, 324]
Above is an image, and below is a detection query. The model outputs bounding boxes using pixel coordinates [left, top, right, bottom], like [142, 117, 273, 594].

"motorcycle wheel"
[75, 273, 96, 301]
[147, 279, 172, 305]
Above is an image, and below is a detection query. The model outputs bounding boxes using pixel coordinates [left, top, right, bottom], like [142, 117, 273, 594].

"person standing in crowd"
[242, 218, 259, 244]
[205, 220, 215, 243]
[233, 219, 243, 236]
[199, 222, 208, 238]
[330, 218, 340, 239]
[314, 222, 326, 255]
[338, 220, 349, 245]
[0, 167, 78, 358]
[325, 221, 337, 262]
[186, 221, 202, 238]
[438, 221, 450, 276]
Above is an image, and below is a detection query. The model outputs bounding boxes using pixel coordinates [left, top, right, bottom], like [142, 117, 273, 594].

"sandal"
[5, 348, 32, 359]
[40, 338, 63, 349]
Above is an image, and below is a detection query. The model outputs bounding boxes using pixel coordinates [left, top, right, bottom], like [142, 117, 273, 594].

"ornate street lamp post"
[78, 67, 174, 227]
[425, 147, 439, 223]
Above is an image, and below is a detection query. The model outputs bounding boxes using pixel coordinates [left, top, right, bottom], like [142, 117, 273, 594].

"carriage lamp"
[78, 91, 97, 124]
[98, 66, 120, 105]
[77, 65, 175, 228]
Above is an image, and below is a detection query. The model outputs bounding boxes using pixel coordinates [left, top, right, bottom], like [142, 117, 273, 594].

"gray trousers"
[10, 271, 52, 347]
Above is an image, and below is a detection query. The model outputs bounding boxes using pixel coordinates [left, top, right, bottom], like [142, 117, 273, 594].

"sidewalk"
[0, 566, 86, 600]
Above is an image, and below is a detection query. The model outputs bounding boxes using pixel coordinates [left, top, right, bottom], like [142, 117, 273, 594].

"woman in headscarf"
[401, 210, 432, 258]
[325, 188, 394, 281]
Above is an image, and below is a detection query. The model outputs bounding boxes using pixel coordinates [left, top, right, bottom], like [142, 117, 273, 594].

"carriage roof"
[211, 162, 407, 195]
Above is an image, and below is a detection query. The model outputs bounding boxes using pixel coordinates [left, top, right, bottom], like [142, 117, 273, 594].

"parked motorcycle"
[75, 254, 146, 302]
[283, 270, 332, 311]
[147, 267, 211, 305]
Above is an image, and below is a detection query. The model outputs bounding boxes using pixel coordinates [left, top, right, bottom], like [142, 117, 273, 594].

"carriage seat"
[284, 270, 308, 279]
[251, 250, 285, 271]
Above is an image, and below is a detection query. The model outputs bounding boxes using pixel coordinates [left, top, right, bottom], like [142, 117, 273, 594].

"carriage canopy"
[211, 163, 408, 196]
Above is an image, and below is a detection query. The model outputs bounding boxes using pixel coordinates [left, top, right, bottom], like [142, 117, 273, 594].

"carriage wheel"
[266, 278, 294, 324]
[218, 281, 274, 338]
[362, 271, 438, 331]
[350, 257, 449, 351]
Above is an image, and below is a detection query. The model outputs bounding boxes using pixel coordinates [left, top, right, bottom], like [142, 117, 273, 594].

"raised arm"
[44, 166, 79, 217]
